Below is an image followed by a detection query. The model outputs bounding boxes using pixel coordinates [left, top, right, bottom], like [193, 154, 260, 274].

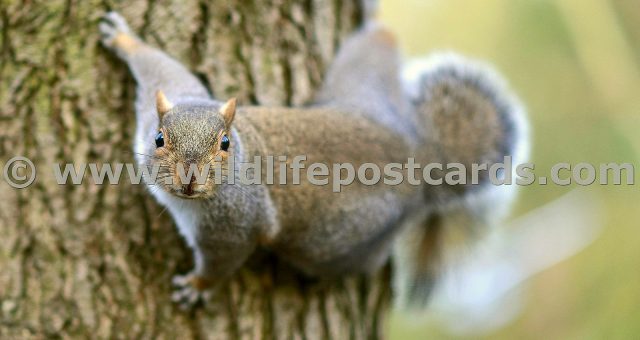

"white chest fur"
[152, 188, 200, 248]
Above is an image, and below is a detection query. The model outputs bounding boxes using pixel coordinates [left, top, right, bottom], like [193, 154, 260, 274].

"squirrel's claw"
[99, 11, 134, 51]
[171, 273, 212, 310]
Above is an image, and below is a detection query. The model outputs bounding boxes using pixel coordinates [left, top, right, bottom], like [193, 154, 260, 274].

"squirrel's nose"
[183, 180, 196, 196]
[180, 160, 198, 196]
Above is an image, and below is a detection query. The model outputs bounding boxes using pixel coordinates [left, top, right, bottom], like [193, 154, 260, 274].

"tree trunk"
[0, 0, 390, 338]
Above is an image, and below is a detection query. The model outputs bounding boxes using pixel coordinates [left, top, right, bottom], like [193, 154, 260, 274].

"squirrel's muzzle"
[179, 160, 199, 197]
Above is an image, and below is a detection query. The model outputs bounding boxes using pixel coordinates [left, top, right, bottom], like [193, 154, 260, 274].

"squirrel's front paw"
[99, 11, 137, 53]
[171, 272, 212, 310]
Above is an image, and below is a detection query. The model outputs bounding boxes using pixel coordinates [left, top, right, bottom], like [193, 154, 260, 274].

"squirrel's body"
[99, 11, 528, 308]
[157, 104, 420, 280]
[240, 107, 420, 275]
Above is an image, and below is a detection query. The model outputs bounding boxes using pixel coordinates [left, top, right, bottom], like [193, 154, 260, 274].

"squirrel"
[99, 11, 528, 309]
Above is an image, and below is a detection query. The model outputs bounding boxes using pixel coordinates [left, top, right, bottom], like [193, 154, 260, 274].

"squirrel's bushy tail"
[393, 53, 529, 309]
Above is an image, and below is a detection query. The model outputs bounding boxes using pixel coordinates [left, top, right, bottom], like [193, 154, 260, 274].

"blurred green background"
[380, 0, 640, 339]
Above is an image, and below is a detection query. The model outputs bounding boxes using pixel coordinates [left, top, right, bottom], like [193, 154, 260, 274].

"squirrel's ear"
[220, 97, 237, 126]
[155, 90, 174, 119]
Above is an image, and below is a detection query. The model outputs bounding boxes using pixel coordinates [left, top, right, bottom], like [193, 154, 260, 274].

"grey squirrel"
[99, 11, 528, 309]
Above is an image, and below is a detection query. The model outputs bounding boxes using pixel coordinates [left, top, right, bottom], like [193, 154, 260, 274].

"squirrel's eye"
[155, 131, 164, 148]
[220, 135, 230, 151]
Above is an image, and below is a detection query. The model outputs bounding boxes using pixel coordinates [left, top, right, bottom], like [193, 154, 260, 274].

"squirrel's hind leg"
[315, 23, 401, 104]
[313, 23, 420, 139]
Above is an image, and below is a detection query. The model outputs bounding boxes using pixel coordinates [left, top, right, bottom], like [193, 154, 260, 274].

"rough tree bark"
[0, 0, 392, 339]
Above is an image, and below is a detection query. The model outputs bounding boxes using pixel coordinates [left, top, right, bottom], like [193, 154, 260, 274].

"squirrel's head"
[149, 90, 236, 199]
